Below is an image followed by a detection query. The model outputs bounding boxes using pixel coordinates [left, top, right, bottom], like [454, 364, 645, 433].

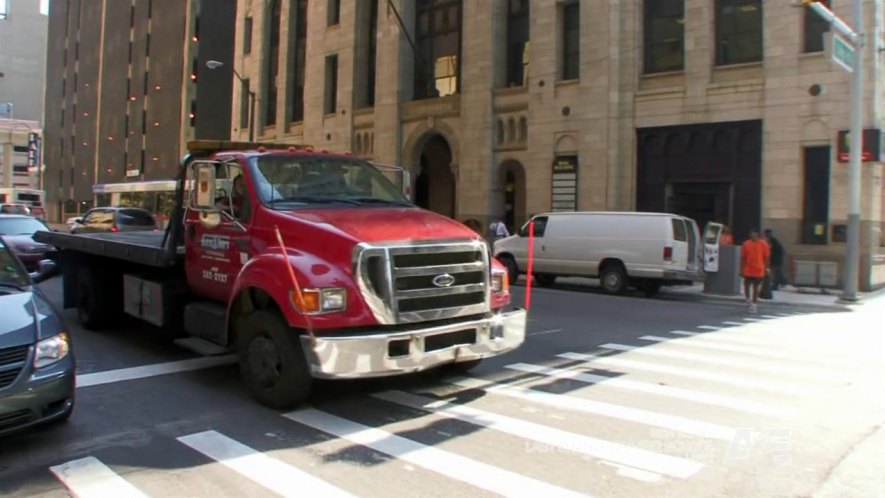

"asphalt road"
[1, 277, 883, 498]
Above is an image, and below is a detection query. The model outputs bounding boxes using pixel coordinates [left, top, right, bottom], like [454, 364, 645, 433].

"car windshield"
[0, 217, 49, 236]
[0, 241, 29, 288]
[249, 155, 412, 208]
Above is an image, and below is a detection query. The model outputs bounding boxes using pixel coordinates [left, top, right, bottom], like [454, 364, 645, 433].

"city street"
[1, 276, 883, 497]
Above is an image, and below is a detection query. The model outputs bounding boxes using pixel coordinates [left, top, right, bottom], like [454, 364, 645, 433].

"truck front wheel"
[237, 310, 312, 409]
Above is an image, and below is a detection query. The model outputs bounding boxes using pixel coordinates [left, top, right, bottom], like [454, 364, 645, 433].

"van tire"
[237, 310, 312, 409]
[534, 274, 557, 287]
[640, 281, 662, 297]
[500, 256, 519, 283]
[600, 264, 628, 295]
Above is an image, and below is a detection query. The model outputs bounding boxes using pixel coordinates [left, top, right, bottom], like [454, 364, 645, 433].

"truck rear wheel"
[237, 310, 312, 409]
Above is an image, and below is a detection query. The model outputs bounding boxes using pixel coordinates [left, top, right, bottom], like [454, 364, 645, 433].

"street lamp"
[206, 60, 256, 142]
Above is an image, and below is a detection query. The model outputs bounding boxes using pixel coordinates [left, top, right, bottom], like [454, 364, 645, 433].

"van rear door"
[669, 218, 690, 268]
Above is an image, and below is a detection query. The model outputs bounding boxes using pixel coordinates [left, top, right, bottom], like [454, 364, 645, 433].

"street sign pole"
[805, 0, 863, 301]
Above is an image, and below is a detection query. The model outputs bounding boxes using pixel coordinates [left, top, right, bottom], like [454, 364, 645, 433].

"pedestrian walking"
[488, 219, 510, 241]
[763, 229, 786, 290]
[741, 229, 770, 314]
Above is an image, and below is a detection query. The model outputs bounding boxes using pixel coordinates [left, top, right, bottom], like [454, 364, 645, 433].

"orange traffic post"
[524, 220, 535, 310]
[274, 225, 316, 345]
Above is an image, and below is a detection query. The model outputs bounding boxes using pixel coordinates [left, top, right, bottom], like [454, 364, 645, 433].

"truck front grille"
[0, 345, 29, 390]
[355, 240, 491, 324]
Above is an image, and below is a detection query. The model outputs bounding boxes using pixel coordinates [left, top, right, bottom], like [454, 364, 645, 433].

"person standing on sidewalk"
[741, 229, 770, 313]
[763, 229, 786, 290]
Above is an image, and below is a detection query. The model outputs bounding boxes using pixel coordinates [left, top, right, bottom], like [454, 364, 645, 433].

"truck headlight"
[292, 287, 347, 313]
[491, 270, 509, 293]
[34, 332, 71, 369]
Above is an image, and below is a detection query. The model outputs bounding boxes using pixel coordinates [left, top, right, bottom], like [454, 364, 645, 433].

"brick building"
[41, 0, 236, 220]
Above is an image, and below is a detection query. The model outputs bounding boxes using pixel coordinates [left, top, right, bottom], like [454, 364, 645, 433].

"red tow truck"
[36, 141, 527, 408]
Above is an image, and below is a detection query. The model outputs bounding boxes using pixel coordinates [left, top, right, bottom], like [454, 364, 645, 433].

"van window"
[671, 218, 688, 242]
[519, 216, 548, 237]
[117, 209, 156, 226]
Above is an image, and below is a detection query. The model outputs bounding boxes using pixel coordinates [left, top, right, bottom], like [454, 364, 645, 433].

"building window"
[802, 146, 830, 245]
[324, 54, 338, 114]
[506, 0, 530, 87]
[715, 0, 762, 66]
[327, 0, 340, 25]
[291, 0, 308, 122]
[365, 0, 378, 107]
[643, 0, 684, 73]
[413, 0, 462, 100]
[804, 0, 830, 53]
[561, 2, 579, 81]
[240, 78, 250, 128]
[265, 0, 282, 126]
[243, 16, 253, 54]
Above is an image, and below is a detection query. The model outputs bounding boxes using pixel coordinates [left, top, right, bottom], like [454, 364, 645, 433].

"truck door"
[184, 160, 253, 303]
[702, 222, 724, 272]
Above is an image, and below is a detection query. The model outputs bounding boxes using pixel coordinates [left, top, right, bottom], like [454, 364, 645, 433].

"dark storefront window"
[804, 0, 830, 53]
[358, 0, 378, 108]
[265, 0, 282, 126]
[506, 0, 530, 87]
[802, 146, 830, 245]
[413, 0, 462, 100]
[643, 0, 684, 73]
[715, 0, 763, 66]
[561, 2, 580, 80]
[291, 0, 308, 122]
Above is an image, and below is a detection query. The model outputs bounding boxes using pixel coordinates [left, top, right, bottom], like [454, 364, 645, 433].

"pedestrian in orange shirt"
[741, 229, 770, 313]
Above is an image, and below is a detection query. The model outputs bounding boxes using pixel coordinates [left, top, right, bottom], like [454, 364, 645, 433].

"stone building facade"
[0, 0, 48, 123]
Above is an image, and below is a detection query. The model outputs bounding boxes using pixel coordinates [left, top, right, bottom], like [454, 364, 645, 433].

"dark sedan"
[0, 215, 55, 272]
[0, 243, 74, 437]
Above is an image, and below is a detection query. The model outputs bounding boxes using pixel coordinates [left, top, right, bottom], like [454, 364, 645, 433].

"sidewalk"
[545, 277, 884, 312]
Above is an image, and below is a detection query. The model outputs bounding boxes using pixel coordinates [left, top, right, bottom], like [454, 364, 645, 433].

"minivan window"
[671, 218, 688, 242]
[519, 216, 548, 237]
[117, 209, 155, 226]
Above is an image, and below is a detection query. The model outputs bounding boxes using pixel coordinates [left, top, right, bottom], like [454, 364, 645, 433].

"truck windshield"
[249, 155, 412, 208]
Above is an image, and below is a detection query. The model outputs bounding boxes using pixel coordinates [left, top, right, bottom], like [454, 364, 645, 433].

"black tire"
[76, 268, 114, 330]
[237, 310, 312, 409]
[534, 274, 557, 287]
[640, 281, 662, 297]
[600, 264, 628, 295]
[500, 256, 519, 283]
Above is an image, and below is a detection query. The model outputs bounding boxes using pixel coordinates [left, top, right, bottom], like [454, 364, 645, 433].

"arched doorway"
[414, 134, 456, 218]
[499, 160, 526, 233]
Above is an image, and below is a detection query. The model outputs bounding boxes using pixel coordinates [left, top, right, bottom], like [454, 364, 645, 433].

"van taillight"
[663, 247, 673, 261]
[110, 225, 119, 233]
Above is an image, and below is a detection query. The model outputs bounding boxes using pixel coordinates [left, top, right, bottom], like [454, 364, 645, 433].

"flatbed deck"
[35, 230, 183, 268]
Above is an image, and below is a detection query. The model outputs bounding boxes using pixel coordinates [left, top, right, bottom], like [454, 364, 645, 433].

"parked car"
[71, 207, 157, 234]
[0, 215, 55, 272]
[0, 204, 31, 216]
[0, 243, 74, 437]
[494, 211, 704, 296]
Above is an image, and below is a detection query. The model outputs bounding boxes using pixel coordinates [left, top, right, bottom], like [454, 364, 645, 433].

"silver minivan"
[493, 211, 704, 296]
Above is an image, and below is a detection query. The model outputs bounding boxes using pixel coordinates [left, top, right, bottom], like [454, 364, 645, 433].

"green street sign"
[833, 35, 855, 73]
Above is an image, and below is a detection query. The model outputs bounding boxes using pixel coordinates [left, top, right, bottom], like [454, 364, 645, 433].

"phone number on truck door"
[202, 268, 229, 283]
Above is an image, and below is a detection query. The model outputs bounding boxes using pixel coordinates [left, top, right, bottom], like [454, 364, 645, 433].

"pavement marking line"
[505, 363, 790, 417]
[177, 430, 356, 498]
[761, 315, 781, 319]
[721, 321, 746, 326]
[77, 356, 238, 388]
[557, 352, 814, 396]
[373, 390, 704, 480]
[283, 408, 592, 498]
[652, 332, 857, 359]
[669, 330, 699, 336]
[637, 335, 857, 369]
[599, 343, 852, 383]
[697, 325, 720, 330]
[50, 456, 149, 498]
[445, 376, 738, 442]
[528, 328, 564, 336]
[743, 318, 765, 322]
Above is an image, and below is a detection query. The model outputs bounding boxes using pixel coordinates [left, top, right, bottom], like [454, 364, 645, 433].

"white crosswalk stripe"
[599, 343, 851, 383]
[50, 457, 149, 498]
[373, 390, 705, 480]
[283, 408, 593, 498]
[177, 430, 357, 498]
[444, 376, 739, 441]
[505, 363, 791, 417]
[556, 352, 814, 396]
[636, 335, 856, 369]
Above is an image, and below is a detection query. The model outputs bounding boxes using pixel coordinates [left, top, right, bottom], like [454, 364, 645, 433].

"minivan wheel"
[237, 310, 312, 409]
[600, 264, 628, 295]
[500, 256, 519, 284]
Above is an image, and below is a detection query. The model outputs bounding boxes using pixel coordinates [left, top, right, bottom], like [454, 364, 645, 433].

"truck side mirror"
[190, 163, 218, 210]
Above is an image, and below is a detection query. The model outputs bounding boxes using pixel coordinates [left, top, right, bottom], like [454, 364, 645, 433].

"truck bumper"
[662, 269, 705, 283]
[301, 309, 527, 379]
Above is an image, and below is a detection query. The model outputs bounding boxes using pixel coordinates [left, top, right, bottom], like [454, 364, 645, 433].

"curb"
[675, 291, 854, 312]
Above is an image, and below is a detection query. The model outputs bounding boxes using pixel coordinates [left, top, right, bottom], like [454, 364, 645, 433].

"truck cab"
[40, 141, 526, 409]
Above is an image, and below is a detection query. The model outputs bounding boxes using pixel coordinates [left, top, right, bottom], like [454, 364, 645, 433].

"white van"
[493, 211, 705, 296]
